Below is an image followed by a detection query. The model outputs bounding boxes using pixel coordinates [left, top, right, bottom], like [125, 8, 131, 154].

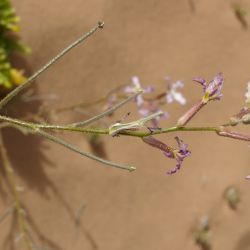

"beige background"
[1, 0, 250, 249]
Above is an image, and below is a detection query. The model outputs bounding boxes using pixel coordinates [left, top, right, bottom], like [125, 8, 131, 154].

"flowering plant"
[0, 21, 249, 249]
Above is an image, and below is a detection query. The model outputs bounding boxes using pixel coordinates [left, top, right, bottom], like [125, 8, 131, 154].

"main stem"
[0, 114, 219, 137]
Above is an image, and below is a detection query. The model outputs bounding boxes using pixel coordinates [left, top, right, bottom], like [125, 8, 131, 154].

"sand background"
[1, 0, 250, 249]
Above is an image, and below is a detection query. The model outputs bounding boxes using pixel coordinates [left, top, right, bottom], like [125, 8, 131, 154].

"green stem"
[4, 117, 135, 171]
[0, 114, 220, 137]
[119, 126, 220, 137]
[36, 130, 135, 171]
[0, 21, 104, 110]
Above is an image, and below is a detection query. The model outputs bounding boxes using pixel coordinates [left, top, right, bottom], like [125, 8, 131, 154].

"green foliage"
[0, 0, 30, 90]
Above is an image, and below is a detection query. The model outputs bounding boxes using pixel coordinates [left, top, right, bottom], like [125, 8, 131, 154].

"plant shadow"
[0, 53, 93, 249]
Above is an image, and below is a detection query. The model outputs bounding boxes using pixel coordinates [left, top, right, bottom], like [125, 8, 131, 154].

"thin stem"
[56, 84, 127, 113]
[35, 130, 135, 171]
[0, 115, 108, 134]
[0, 132, 32, 250]
[7, 117, 135, 171]
[118, 126, 220, 137]
[0, 114, 220, 137]
[0, 21, 104, 110]
[56, 89, 167, 113]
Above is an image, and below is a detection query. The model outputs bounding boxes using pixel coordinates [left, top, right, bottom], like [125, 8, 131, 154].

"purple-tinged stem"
[217, 127, 250, 141]
[177, 99, 205, 127]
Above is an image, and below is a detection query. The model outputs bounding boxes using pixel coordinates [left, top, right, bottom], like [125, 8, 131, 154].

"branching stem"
[0, 114, 220, 137]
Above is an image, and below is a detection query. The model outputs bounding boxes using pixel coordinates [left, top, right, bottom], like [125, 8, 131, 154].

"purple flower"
[168, 137, 191, 174]
[142, 136, 191, 174]
[166, 80, 186, 105]
[193, 73, 224, 103]
[124, 76, 154, 106]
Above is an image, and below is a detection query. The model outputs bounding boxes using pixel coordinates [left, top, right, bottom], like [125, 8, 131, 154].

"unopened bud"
[217, 127, 250, 141]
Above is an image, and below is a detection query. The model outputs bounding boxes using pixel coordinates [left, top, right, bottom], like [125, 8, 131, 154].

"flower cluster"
[107, 73, 225, 175]
[140, 73, 224, 174]
[106, 72, 250, 176]
[123, 76, 186, 127]
[177, 73, 224, 127]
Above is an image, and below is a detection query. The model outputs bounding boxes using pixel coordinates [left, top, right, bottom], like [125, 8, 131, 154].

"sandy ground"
[1, 0, 250, 249]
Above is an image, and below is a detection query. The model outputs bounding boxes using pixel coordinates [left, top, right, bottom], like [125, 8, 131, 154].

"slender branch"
[35, 130, 136, 171]
[56, 89, 168, 114]
[0, 115, 108, 133]
[5, 119, 134, 172]
[0, 132, 32, 250]
[0, 21, 104, 110]
[56, 84, 127, 113]
[0, 91, 141, 133]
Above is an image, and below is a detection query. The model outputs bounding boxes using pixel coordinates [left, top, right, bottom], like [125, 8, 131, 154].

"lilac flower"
[142, 136, 191, 174]
[177, 73, 224, 127]
[124, 76, 154, 107]
[193, 73, 224, 103]
[169, 137, 191, 174]
[139, 101, 168, 127]
[166, 80, 186, 105]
